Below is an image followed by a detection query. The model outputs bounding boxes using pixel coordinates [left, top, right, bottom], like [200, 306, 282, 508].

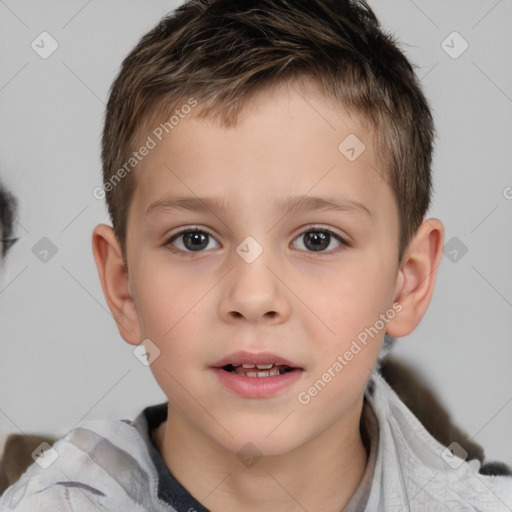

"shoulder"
[0, 414, 168, 511]
[365, 370, 512, 511]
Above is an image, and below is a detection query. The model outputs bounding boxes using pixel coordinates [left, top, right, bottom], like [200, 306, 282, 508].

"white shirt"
[1, 369, 511, 511]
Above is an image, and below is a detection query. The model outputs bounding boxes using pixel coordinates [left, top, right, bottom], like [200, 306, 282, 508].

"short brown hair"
[101, 0, 434, 261]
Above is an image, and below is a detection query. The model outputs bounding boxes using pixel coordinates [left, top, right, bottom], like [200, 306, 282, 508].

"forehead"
[130, 81, 396, 228]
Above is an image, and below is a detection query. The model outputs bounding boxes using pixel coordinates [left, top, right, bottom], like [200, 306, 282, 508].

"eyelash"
[164, 225, 350, 256]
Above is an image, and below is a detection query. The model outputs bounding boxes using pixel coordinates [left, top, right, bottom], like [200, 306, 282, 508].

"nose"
[219, 244, 291, 324]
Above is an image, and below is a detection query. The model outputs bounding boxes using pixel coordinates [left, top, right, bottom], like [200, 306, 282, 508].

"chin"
[217, 424, 306, 459]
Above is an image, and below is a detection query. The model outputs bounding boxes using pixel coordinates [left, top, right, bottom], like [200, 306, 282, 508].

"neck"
[153, 399, 369, 512]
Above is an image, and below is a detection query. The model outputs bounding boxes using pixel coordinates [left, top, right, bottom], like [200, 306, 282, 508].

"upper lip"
[212, 351, 302, 369]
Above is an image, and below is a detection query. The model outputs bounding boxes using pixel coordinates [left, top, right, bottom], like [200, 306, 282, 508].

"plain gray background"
[0, 0, 511, 468]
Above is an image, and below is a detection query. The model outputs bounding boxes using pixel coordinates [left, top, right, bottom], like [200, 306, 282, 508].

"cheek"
[134, 259, 202, 335]
[297, 271, 391, 416]
[309, 260, 395, 336]
[301, 257, 397, 385]
[130, 274, 207, 391]
[138, 281, 206, 402]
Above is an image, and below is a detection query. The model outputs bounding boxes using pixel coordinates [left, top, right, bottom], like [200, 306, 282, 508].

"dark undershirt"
[140, 399, 376, 511]
[141, 402, 210, 511]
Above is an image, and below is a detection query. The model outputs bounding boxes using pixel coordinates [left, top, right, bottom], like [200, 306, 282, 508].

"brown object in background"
[0, 433, 56, 494]
[380, 357, 511, 476]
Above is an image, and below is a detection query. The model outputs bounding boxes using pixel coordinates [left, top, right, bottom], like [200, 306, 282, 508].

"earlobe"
[92, 224, 142, 345]
[386, 218, 444, 337]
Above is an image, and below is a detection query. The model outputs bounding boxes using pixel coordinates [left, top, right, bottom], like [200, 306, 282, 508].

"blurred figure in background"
[0, 181, 17, 259]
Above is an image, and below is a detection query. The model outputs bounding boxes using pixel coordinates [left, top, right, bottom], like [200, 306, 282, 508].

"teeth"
[233, 366, 288, 377]
[225, 362, 297, 377]
[242, 367, 281, 377]
[239, 363, 274, 369]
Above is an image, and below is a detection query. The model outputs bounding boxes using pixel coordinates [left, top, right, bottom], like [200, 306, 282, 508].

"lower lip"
[211, 368, 303, 398]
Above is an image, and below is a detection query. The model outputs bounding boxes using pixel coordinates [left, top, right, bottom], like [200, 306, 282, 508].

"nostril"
[229, 311, 277, 319]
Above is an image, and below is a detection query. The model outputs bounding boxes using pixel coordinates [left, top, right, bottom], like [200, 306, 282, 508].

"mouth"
[211, 357, 304, 398]
[211, 351, 303, 378]
[221, 363, 297, 377]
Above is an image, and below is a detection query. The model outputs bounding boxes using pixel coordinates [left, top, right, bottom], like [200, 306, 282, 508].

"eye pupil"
[304, 231, 329, 251]
[184, 231, 208, 251]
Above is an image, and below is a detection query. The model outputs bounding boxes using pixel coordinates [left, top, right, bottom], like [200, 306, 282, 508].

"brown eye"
[292, 228, 345, 253]
[303, 231, 330, 251]
[167, 229, 220, 252]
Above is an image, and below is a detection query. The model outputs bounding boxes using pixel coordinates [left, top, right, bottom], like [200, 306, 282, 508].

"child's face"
[124, 81, 403, 455]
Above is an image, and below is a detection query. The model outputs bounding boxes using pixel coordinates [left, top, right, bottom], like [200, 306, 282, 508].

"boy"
[1, 0, 511, 510]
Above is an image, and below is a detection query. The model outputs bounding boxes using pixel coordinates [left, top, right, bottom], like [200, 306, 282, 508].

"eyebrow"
[146, 195, 372, 218]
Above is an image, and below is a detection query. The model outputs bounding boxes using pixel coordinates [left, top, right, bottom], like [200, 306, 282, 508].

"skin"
[93, 80, 444, 512]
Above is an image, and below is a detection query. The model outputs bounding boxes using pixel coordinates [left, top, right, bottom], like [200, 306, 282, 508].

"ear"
[386, 218, 444, 337]
[92, 224, 141, 346]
